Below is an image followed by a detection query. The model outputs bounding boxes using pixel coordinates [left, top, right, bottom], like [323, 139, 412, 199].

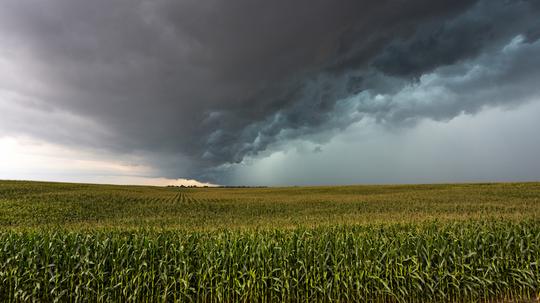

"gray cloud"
[0, 0, 539, 183]
[225, 100, 540, 186]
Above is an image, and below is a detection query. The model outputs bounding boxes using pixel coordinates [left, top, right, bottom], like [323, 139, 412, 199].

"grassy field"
[1, 180, 540, 301]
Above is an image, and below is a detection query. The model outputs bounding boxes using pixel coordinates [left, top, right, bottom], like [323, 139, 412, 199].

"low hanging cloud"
[0, 0, 539, 183]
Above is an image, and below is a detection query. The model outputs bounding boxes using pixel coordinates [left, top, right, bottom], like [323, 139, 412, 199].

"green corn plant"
[0, 221, 537, 302]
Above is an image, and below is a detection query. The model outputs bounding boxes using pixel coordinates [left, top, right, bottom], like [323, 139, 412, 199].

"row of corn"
[0, 221, 539, 302]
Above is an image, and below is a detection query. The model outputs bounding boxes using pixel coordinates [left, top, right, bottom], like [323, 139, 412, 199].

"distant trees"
[166, 185, 208, 188]
[166, 185, 267, 188]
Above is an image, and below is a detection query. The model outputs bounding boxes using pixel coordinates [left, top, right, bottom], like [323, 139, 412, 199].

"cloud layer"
[1, 0, 539, 183]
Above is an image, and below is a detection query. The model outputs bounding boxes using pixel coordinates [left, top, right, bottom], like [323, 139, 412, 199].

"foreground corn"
[0, 221, 539, 302]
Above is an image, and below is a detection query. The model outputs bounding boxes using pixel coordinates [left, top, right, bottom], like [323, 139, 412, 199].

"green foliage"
[1, 180, 540, 301]
[0, 222, 539, 302]
[0, 180, 539, 229]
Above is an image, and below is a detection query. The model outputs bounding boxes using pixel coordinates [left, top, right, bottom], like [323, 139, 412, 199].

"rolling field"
[1, 180, 539, 230]
[1, 180, 540, 301]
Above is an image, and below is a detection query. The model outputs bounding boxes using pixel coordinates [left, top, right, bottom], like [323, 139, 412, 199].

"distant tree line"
[166, 185, 268, 188]
[216, 186, 268, 188]
[166, 185, 208, 188]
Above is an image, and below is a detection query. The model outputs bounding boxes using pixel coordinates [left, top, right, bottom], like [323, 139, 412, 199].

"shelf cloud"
[1, 0, 539, 184]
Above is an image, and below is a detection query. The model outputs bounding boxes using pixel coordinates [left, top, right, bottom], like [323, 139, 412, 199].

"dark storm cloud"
[0, 0, 539, 182]
[373, 0, 540, 77]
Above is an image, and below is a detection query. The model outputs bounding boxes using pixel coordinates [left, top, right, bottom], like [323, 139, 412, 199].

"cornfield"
[1, 181, 539, 230]
[1, 180, 540, 301]
[1, 222, 539, 302]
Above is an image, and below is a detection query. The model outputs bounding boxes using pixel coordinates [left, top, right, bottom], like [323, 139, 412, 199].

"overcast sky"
[1, 0, 539, 186]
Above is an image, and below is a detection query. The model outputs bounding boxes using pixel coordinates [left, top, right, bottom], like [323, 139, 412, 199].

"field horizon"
[5, 177, 540, 188]
[1, 179, 540, 231]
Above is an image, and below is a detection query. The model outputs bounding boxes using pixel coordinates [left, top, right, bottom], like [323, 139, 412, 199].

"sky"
[1, 0, 540, 186]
